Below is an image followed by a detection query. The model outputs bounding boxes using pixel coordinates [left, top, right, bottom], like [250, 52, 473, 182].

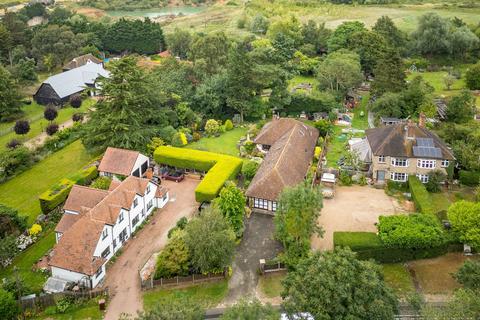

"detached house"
[246, 118, 319, 213]
[98, 147, 150, 178]
[34, 61, 109, 105]
[364, 120, 454, 184]
[63, 54, 103, 72]
[48, 176, 169, 289]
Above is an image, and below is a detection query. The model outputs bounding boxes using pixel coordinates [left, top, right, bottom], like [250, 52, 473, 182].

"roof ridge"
[375, 125, 400, 154]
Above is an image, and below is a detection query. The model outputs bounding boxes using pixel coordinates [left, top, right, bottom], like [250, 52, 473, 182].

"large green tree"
[189, 32, 230, 75]
[412, 13, 451, 57]
[82, 57, 156, 152]
[166, 28, 192, 60]
[0, 65, 22, 122]
[373, 16, 406, 50]
[447, 200, 480, 249]
[0, 289, 19, 320]
[371, 48, 405, 96]
[220, 299, 279, 320]
[282, 248, 398, 320]
[215, 182, 246, 238]
[446, 90, 476, 124]
[184, 207, 236, 273]
[349, 30, 388, 76]
[327, 21, 366, 52]
[274, 183, 323, 266]
[466, 63, 480, 90]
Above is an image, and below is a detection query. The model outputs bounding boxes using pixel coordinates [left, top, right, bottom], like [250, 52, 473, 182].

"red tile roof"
[98, 147, 140, 176]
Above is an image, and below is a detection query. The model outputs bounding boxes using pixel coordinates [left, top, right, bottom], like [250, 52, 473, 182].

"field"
[143, 280, 228, 310]
[0, 140, 96, 224]
[186, 127, 247, 157]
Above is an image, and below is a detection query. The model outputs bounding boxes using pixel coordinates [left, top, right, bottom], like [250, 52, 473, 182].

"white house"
[98, 147, 150, 178]
[48, 176, 169, 289]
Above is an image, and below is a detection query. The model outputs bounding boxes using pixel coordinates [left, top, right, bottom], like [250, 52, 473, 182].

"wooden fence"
[141, 271, 226, 290]
[19, 287, 108, 311]
[259, 259, 287, 275]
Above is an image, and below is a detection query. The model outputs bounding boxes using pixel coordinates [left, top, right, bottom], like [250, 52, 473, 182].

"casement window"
[441, 160, 449, 168]
[95, 267, 103, 278]
[141, 209, 145, 217]
[378, 155, 386, 163]
[253, 198, 268, 210]
[390, 172, 407, 182]
[133, 198, 138, 208]
[162, 194, 167, 202]
[132, 215, 139, 227]
[119, 211, 124, 223]
[147, 199, 153, 210]
[416, 174, 429, 183]
[101, 228, 108, 240]
[417, 159, 436, 169]
[146, 185, 151, 194]
[101, 247, 110, 259]
[391, 158, 408, 167]
[272, 201, 277, 212]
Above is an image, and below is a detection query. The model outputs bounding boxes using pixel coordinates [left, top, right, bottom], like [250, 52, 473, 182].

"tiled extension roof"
[98, 147, 141, 176]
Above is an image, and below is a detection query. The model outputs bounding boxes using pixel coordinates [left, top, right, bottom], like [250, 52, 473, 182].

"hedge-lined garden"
[408, 175, 435, 215]
[154, 146, 243, 202]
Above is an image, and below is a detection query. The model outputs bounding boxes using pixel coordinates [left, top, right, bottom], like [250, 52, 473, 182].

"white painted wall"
[131, 153, 149, 176]
[93, 225, 114, 260]
[51, 266, 94, 288]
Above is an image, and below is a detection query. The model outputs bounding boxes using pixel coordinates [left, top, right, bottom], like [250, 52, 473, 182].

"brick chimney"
[405, 119, 416, 141]
[419, 112, 426, 128]
[145, 167, 153, 180]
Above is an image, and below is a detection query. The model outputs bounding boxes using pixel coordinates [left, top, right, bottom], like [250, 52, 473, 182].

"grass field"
[0, 103, 44, 133]
[258, 273, 285, 298]
[0, 100, 94, 152]
[0, 140, 96, 224]
[186, 127, 247, 157]
[382, 263, 416, 298]
[143, 280, 228, 311]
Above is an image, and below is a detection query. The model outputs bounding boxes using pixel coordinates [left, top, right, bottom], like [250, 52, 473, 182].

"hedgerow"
[154, 146, 243, 202]
[408, 175, 435, 214]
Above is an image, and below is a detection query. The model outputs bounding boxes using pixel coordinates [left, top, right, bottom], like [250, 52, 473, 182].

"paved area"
[311, 185, 403, 251]
[103, 177, 200, 320]
[220, 213, 283, 306]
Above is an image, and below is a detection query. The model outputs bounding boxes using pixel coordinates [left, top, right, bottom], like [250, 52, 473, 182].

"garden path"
[103, 178, 200, 320]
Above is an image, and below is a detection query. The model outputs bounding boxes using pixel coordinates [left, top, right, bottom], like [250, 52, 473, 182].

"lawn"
[351, 92, 370, 130]
[186, 127, 247, 157]
[258, 273, 285, 299]
[0, 99, 95, 152]
[0, 230, 56, 293]
[430, 192, 452, 214]
[407, 70, 466, 99]
[288, 75, 319, 93]
[143, 280, 228, 311]
[0, 140, 96, 224]
[0, 102, 45, 133]
[33, 298, 105, 320]
[382, 263, 415, 298]
[325, 126, 347, 168]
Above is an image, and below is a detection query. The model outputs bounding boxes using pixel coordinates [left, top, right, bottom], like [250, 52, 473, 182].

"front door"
[377, 170, 386, 182]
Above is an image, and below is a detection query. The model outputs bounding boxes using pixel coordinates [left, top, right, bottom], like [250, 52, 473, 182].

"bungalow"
[33, 61, 109, 106]
[63, 54, 103, 72]
[98, 147, 150, 178]
[48, 176, 169, 289]
[246, 118, 319, 213]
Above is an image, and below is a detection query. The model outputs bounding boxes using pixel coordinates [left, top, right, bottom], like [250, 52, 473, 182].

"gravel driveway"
[103, 177, 200, 320]
[311, 185, 404, 251]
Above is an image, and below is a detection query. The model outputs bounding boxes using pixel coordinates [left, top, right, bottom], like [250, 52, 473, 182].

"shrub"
[0, 288, 20, 320]
[147, 137, 165, 156]
[426, 169, 446, 192]
[408, 176, 435, 214]
[28, 224, 42, 236]
[205, 119, 220, 136]
[69, 166, 98, 186]
[39, 178, 75, 213]
[154, 146, 243, 202]
[339, 171, 352, 186]
[46, 123, 59, 136]
[455, 260, 480, 291]
[215, 182, 246, 238]
[224, 119, 234, 131]
[14, 120, 30, 135]
[55, 297, 72, 314]
[314, 146, 321, 160]
[0, 236, 19, 268]
[167, 217, 188, 238]
[44, 106, 58, 122]
[378, 214, 445, 249]
[171, 132, 188, 147]
[0, 205, 27, 238]
[72, 113, 84, 122]
[155, 230, 190, 279]
[241, 160, 259, 181]
[0, 146, 34, 182]
[6, 139, 21, 149]
[70, 94, 82, 108]
[91, 176, 112, 190]
[465, 63, 480, 90]
[447, 200, 480, 249]
[459, 170, 480, 186]
[192, 132, 201, 141]
[243, 141, 255, 154]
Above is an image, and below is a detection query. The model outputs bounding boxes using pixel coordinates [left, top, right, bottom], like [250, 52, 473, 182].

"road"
[103, 178, 200, 319]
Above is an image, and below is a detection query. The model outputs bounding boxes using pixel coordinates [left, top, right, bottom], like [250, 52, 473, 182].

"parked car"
[162, 169, 185, 182]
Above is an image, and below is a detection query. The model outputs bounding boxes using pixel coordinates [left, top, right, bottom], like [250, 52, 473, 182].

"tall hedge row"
[459, 170, 480, 186]
[333, 232, 462, 263]
[408, 175, 435, 214]
[154, 146, 243, 202]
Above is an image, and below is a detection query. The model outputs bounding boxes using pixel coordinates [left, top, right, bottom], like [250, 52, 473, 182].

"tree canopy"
[447, 200, 480, 249]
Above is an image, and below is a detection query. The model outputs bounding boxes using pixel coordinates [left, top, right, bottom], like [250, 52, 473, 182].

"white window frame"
[132, 215, 139, 227]
[416, 174, 429, 183]
[391, 158, 408, 167]
[119, 211, 124, 223]
[95, 267, 103, 278]
[101, 247, 110, 259]
[390, 172, 407, 182]
[147, 199, 153, 210]
[272, 201, 277, 212]
[417, 159, 436, 169]
[253, 198, 268, 210]
[441, 160, 449, 168]
[146, 185, 151, 194]
[378, 155, 386, 163]
[133, 198, 138, 208]
[101, 228, 108, 240]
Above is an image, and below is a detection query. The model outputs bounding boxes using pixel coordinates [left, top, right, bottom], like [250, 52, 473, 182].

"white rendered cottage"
[98, 147, 150, 178]
[48, 176, 169, 289]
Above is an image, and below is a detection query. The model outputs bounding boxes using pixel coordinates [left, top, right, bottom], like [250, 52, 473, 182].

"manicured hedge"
[154, 146, 243, 202]
[39, 178, 75, 214]
[334, 232, 462, 263]
[459, 170, 480, 186]
[38, 165, 98, 214]
[408, 175, 435, 214]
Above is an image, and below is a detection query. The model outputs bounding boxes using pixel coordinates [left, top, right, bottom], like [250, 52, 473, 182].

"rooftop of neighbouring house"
[63, 54, 103, 71]
[98, 147, 142, 176]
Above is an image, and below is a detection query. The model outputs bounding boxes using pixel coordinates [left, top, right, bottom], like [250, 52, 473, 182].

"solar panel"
[413, 146, 442, 158]
[416, 138, 435, 147]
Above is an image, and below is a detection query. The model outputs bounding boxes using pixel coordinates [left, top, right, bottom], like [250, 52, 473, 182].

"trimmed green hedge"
[38, 166, 99, 214]
[408, 175, 435, 214]
[459, 170, 480, 186]
[334, 232, 462, 263]
[154, 146, 243, 202]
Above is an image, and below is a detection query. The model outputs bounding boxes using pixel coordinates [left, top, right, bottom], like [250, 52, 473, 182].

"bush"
[339, 171, 352, 186]
[91, 176, 112, 190]
[334, 232, 461, 263]
[155, 230, 190, 279]
[167, 216, 188, 238]
[0, 236, 19, 268]
[6, 139, 21, 149]
[314, 146, 321, 160]
[459, 170, 480, 186]
[46, 123, 59, 136]
[408, 176, 435, 214]
[192, 132, 201, 141]
[70, 94, 82, 108]
[205, 119, 220, 136]
[44, 106, 58, 121]
[14, 120, 30, 135]
[0, 204, 27, 238]
[0, 288, 20, 320]
[378, 214, 445, 249]
[465, 63, 480, 90]
[28, 224, 42, 236]
[39, 178, 75, 214]
[286, 92, 338, 115]
[224, 119, 234, 131]
[171, 132, 188, 147]
[455, 260, 480, 291]
[72, 113, 84, 122]
[241, 160, 259, 181]
[69, 166, 98, 186]
[426, 169, 446, 192]
[0, 147, 34, 182]
[154, 146, 243, 202]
